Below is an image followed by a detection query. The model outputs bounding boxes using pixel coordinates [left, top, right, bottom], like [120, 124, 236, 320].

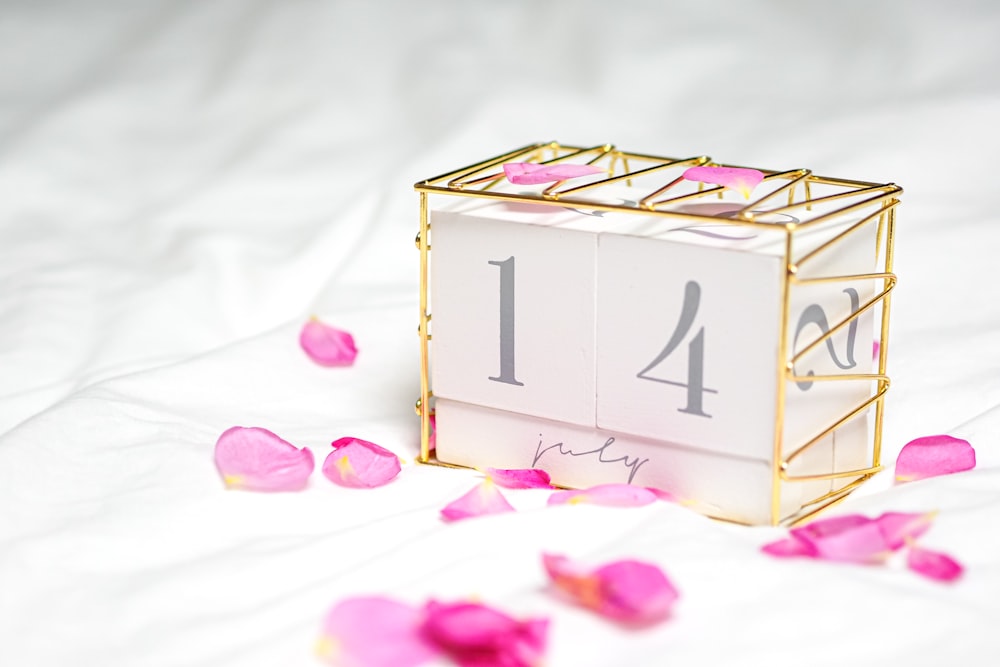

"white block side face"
[435, 398, 782, 525]
[596, 234, 783, 460]
[430, 211, 597, 426]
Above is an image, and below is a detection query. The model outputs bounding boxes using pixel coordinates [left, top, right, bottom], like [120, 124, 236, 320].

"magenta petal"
[761, 536, 817, 558]
[544, 553, 678, 624]
[875, 511, 935, 551]
[486, 468, 554, 489]
[427, 414, 437, 453]
[682, 166, 765, 198]
[907, 545, 964, 583]
[322, 437, 401, 488]
[895, 435, 976, 483]
[646, 486, 679, 503]
[440, 480, 516, 522]
[214, 426, 314, 492]
[318, 596, 440, 667]
[547, 483, 657, 507]
[300, 318, 358, 367]
[788, 514, 889, 563]
[503, 162, 605, 185]
[423, 600, 549, 667]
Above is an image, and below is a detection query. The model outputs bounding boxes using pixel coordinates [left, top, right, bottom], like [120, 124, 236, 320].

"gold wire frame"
[414, 141, 901, 526]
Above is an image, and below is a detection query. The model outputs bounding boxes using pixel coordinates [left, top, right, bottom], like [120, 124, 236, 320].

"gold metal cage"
[414, 141, 900, 526]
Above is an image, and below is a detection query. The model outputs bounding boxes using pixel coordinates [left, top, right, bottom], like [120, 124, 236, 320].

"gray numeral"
[637, 280, 716, 417]
[487, 256, 524, 386]
[793, 287, 860, 391]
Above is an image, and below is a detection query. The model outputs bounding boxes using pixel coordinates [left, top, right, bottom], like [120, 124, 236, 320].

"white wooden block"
[595, 233, 783, 460]
[431, 210, 597, 426]
[435, 397, 792, 525]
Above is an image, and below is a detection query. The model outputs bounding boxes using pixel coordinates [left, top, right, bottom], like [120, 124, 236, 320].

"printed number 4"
[636, 280, 716, 418]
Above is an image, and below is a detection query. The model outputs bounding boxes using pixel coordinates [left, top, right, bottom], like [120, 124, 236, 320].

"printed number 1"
[488, 256, 524, 386]
[636, 280, 716, 417]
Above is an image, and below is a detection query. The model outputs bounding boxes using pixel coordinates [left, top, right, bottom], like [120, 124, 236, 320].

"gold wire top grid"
[414, 141, 900, 526]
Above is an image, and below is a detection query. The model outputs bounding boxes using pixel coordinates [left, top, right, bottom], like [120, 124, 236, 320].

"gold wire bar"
[790, 271, 895, 286]
[647, 184, 727, 209]
[774, 190, 902, 229]
[791, 206, 883, 269]
[554, 156, 708, 199]
[737, 169, 811, 215]
[771, 224, 795, 525]
[783, 463, 883, 483]
[418, 191, 431, 463]
[787, 373, 889, 384]
[427, 143, 545, 190]
[873, 207, 896, 467]
[788, 279, 895, 368]
[781, 383, 890, 469]
[788, 474, 877, 526]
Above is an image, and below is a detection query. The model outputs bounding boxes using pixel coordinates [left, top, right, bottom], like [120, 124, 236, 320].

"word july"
[532, 435, 649, 484]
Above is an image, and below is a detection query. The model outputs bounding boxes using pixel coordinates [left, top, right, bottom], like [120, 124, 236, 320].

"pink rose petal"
[503, 161, 606, 185]
[895, 435, 976, 483]
[441, 480, 516, 522]
[214, 426, 314, 492]
[547, 483, 657, 508]
[318, 596, 441, 667]
[543, 553, 678, 624]
[427, 414, 437, 453]
[907, 544, 964, 583]
[422, 600, 549, 667]
[875, 511, 935, 550]
[646, 486, 680, 503]
[322, 437, 401, 488]
[486, 467, 554, 489]
[682, 166, 765, 198]
[872, 340, 880, 360]
[300, 317, 358, 367]
[760, 537, 817, 558]
[790, 514, 889, 563]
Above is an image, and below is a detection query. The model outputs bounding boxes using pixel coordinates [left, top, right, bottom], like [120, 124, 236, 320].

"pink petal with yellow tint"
[214, 426, 314, 492]
[789, 514, 889, 563]
[547, 484, 657, 508]
[322, 437, 401, 488]
[318, 596, 440, 667]
[423, 600, 549, 667]
[875, 511, 935, 550]
[761, 537, 817, 558]
[486, 467, 554, 489]
[543, 553, 678, 625]
[895, 435, 976, 483]
[441, 480, 516, 522]
[646, 486, 680, 503]
[682, 166, 765, 199]
[300, 318, 358, 367]
[503, 162, 605, 185]
[907, 545, 964, 583]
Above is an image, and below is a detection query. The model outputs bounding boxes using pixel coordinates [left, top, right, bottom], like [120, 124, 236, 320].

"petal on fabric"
[875, 511, 936, 550]
[646, 486, 680, 503]
[322, 437, 401, 488]
[787, 514, 889, 563]
[423, 600, 549, 667]
[300, 317, 358, 367]
[543, 553, 678, 624]
[485, 467, 554, 489]
[895, 435, 976, 483]
[760, 536, 817, 558]
[682, 166, 765, 199]
[214, 426, 314, 492]
[440, 479, 516, 522]
[503, 161, 606, 185]
[906, 545, 964, 583]
[318, 596, 440, 667]
[547, 483, 657, 507]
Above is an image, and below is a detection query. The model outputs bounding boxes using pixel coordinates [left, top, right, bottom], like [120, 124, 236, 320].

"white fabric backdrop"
[2, 1, 999, 665]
